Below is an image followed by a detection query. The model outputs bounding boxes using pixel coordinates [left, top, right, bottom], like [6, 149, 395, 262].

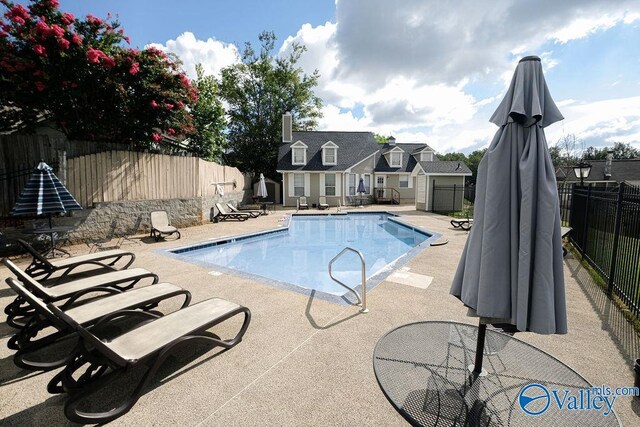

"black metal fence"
[431, 184, 475, 216]
[569, 183, 640, 318]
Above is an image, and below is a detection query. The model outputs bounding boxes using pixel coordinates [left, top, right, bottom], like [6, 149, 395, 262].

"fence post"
[431, 180, 436, 212]
[580, 184, 592, 258]
[452, 184, 457, 216]
[607, 183, 625, 296]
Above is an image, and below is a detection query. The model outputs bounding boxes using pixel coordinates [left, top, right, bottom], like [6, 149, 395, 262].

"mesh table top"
[373, 321, 621, 427]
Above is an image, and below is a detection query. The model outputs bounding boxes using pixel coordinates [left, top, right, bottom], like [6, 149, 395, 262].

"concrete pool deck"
[1, 206, 639, 426]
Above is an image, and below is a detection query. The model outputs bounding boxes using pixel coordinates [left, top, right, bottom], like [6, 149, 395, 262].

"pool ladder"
[328, 247, 368, 313]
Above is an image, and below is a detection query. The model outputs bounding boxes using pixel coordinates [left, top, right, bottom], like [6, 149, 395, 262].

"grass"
[569, 244, 640, 334]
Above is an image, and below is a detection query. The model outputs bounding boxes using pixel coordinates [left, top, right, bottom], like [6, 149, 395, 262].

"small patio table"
[260, 201, 274, 215]
[22, 225, 73, 258]
[373, 321, 621, 427]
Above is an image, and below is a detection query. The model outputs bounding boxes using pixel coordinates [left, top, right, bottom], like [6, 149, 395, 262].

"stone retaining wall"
[2, 190, 246, 246]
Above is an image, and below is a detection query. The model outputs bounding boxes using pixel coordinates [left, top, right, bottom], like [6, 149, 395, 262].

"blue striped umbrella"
[10, 161, 81, 224]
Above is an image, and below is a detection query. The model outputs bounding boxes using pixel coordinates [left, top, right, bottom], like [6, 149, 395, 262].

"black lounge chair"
[226, 202, 261, 218]
[214, 203, 250, 221]
[5, 277, 191, 370]
[150, 210, 181, 242]
[450, 218, 473, 231]
[47, 297, 251, 424]
[2, 258, 158, 328]
[16, 239, 135, 281]
[561, 226, 572, 257]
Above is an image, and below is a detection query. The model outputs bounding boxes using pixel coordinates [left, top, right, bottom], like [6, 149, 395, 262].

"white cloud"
[144, 1, 640, 154]
[290, 0, 640, 153]
[146, 32, 239, 79]
[546, 97, 640, 149]
[550, 12, 638, 43]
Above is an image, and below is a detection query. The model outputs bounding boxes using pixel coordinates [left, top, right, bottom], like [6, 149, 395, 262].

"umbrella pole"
[472, 322, 487, 375]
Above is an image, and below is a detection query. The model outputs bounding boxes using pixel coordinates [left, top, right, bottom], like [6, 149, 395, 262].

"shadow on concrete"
[305, 290, 362, 330]
[1, 337, 230, 425]
[565, 253, 639, 372]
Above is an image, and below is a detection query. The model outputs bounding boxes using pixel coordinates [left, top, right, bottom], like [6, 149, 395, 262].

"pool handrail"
[328, 247, 368, 313]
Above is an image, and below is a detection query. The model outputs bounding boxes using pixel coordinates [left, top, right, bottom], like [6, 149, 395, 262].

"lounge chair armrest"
[93, 309, 162, 329]
[60, 286, 123, 309]
[55, 261, 118, 282]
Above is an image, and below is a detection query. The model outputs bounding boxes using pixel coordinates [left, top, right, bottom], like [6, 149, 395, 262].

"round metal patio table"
[373, 321, 621, 427]
[22, 225, 73, 258]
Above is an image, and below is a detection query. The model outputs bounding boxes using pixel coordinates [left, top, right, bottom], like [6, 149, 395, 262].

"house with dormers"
[276, 113, 471, 210]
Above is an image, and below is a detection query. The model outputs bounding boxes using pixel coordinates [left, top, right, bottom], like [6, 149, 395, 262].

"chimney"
[282, 112, 292, 142]
[604, 151, 613, 180]
[387, 136, 396, 145]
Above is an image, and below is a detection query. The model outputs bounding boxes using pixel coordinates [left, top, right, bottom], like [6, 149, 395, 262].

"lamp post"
[573, 161, 592, 186]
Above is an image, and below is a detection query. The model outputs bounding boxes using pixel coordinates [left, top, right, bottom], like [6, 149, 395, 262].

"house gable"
[384, 146, 405, 168]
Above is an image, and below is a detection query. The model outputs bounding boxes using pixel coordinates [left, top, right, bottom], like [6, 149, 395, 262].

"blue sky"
[47, 1, 640, 154]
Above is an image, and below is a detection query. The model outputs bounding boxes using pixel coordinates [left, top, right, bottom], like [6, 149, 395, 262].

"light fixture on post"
[573, 161, 592, 186]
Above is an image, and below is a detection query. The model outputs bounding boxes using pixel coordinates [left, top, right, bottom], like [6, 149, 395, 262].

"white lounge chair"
[298, 196, 309, 210]
[150, 211, 181, 242]
[318, 196, 329, 210]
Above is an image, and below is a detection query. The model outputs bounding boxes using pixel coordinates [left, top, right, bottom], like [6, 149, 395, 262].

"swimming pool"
[169, 213, 434, 300]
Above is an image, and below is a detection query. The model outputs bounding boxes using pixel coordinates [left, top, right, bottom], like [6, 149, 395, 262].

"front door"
[376, 175, 386, 199]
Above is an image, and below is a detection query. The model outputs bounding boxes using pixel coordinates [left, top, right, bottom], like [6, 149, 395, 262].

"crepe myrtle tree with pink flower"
[0, 0, 196, 147]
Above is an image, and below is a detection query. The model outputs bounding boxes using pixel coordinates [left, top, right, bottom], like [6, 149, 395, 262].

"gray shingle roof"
[375, 143, 434, 173]
[418, 161, 472, 174]
[411, 144, 436, 154]
[277, 131, 380, 171]
[277, 133, 471, 176]
[556, 159, 640, 184]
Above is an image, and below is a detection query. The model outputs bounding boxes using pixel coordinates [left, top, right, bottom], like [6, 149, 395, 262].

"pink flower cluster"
[86, 14, 103, 26]
[61, 12, 74, 26]
[87, 47, 115, 68]
[33, 18, 72, 50]
[5, 4, 30, 25]
[129, 61, 139, 75]
[33, 44, 46, 56]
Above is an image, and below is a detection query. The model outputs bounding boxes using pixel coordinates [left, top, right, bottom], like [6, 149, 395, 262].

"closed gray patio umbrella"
[450, 56, 567, 373]
[256, 173, 268, 199]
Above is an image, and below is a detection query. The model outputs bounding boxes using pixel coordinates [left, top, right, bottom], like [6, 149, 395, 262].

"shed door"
[417, 175, 426, 202]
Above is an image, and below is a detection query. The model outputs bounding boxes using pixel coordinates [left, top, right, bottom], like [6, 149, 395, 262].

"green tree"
[0, 0, 196, 146]
[187, 64, 226, 161]
[438, 152, 467, 162]
[465, 149, 487, 185]
[374, 133, 389, 144]
[583, 142, 639, 160]
[219, 31, 322, 177]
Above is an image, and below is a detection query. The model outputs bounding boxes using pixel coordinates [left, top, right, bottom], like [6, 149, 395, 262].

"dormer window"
[420, 152, 433, 162]
[321, 141, 338, 165]
[390, 151, 402, 167]
[291, 141, 308, 165]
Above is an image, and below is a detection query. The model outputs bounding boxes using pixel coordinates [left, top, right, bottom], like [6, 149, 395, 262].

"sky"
[49, 0, 640, 154]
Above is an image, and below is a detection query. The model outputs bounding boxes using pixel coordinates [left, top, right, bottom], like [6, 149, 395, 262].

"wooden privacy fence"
[65, 151, 245, 208]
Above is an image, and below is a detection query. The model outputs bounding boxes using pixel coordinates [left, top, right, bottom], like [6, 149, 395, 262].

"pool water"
[172, 213, 430, 296]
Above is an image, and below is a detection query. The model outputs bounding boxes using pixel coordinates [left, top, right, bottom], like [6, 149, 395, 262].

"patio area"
[1, 206, 638, 426]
